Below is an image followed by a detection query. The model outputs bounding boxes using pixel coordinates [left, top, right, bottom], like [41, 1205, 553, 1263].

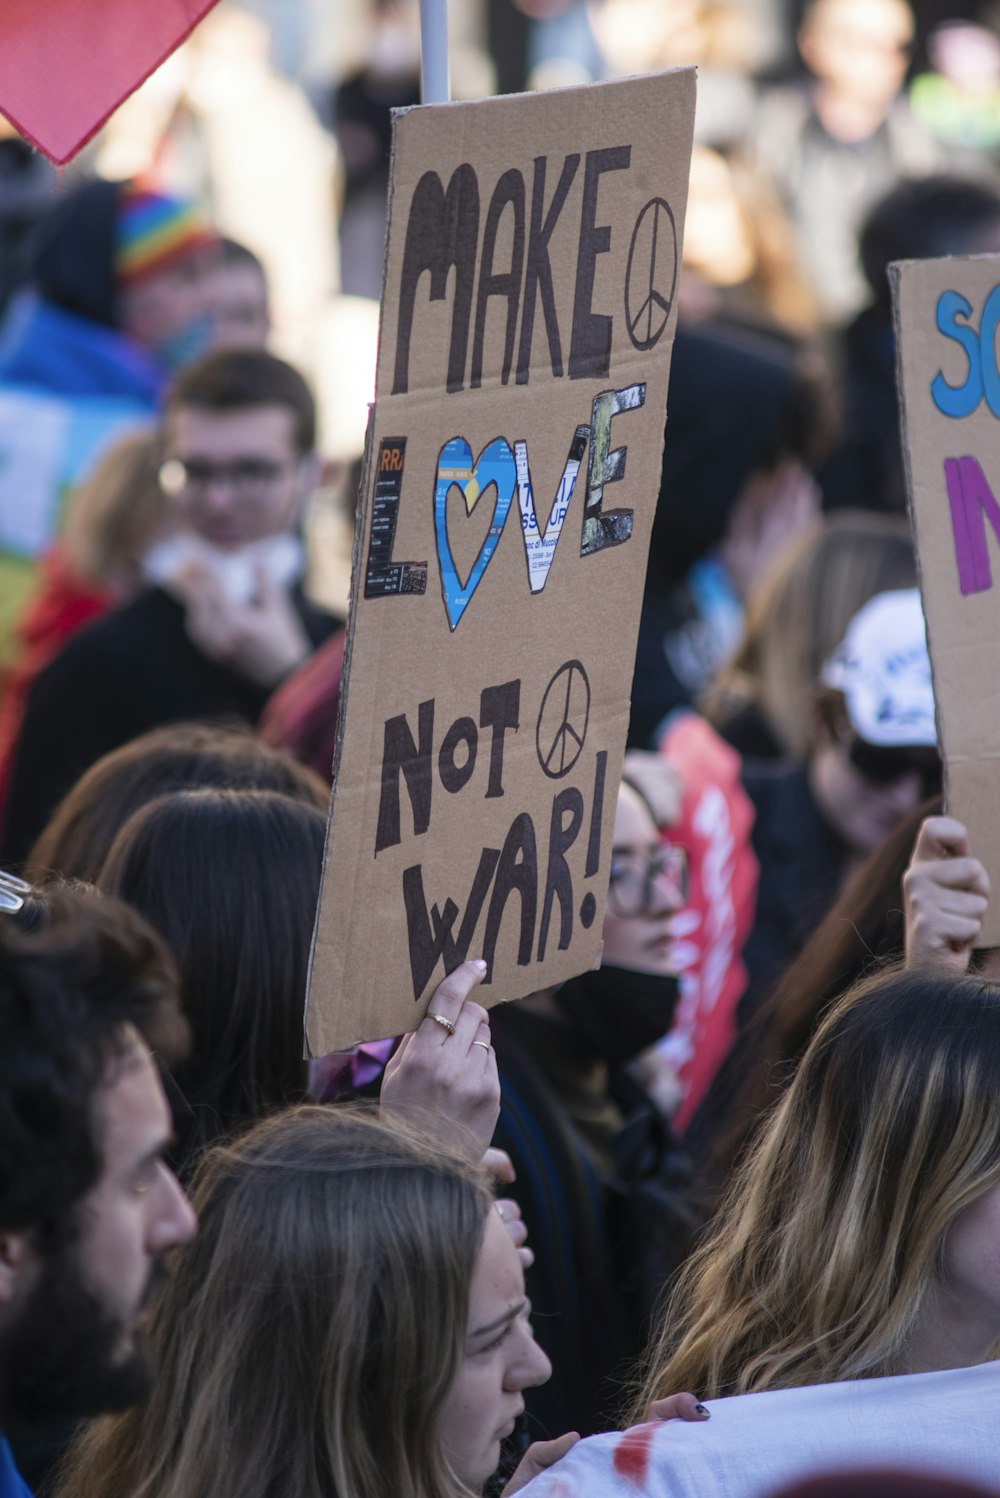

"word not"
[375, 680, 522, 854]
[364, 385, 646, 628]
[931, 286, 1000, 419]
[402, 749, 608, 999]
[392, 147, 632, 395]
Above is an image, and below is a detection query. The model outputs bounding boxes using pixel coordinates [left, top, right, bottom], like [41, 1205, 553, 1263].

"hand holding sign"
[306, 71, 696, 1053]
[892, 253, 1000, 946]
[903, 816, 990, 970]
[380, 958, 500, 1160]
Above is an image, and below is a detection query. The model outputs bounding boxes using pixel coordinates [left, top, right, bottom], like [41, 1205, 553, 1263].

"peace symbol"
[624, 197, 678, 352]
[536, 660, 591, 779]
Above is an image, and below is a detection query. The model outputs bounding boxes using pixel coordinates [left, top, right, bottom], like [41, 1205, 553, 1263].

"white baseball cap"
[821, 588, 937, 748]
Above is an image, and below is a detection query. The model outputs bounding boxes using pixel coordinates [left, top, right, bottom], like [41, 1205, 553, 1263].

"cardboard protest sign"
[306, 71, 696, 1054]
[893, 253, 1000, 945]
[0, 0, 220, 164]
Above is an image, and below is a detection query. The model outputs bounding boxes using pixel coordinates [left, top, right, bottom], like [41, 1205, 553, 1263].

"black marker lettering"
[568, 146, 630, 381]
[393, 165, 480, 396]
[471, 168, 526, 389]
[516, 153, 579, 384]
[402, 851, 500, 999]
[479, 680, 520, 799]
[482, 813, 538, 977]
[375, 699, 435, 854]
[537, 787, 584, 960]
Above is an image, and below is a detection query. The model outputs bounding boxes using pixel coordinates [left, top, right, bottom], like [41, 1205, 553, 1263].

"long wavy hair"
[56, 1106, 494, 1498]
[633, 967, 1000, 1413]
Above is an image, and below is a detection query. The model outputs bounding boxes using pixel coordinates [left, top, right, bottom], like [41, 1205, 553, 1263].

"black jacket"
[740, 760, 847, 1017]
[2, 583, 338, 863]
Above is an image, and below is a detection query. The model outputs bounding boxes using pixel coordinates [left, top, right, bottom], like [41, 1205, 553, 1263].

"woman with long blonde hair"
[56, 1106, 558, 1498]
[633, 966, 1000, 1415]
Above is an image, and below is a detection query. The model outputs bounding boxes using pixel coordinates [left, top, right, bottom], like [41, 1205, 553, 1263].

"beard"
[0, 1244, 165, 1428]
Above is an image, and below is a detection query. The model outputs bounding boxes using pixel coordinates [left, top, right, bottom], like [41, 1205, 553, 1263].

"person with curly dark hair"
[0, 887, 196, 1495]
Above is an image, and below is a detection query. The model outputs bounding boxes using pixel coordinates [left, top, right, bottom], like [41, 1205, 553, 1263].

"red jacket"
[0, 547, 112, 841]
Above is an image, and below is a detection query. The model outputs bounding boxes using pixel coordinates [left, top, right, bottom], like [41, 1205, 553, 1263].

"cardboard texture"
[893, 253, 1000, 946]
[307, 71, 696, 1054]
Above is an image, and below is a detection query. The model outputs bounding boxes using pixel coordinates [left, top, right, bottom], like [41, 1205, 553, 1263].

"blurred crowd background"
[1, 0, 999, 652]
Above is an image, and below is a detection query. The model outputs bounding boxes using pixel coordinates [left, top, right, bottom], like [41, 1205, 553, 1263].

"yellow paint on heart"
[463, 476, 480, 514]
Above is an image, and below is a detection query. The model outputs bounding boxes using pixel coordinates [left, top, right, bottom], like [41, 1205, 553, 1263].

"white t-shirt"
[521, 1362, 1000, 1497]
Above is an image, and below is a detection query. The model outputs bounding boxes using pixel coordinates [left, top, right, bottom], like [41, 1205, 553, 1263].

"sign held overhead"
[307, 71, 697, 1054]
[893, 252, 1000, 945]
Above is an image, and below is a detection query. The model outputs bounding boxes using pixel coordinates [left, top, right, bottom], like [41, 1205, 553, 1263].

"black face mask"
[554, 964, 681, 1068]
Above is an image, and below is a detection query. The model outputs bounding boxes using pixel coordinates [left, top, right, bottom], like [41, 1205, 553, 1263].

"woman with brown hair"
[55, 1106, 562, 1498]
[687, 800, 991, 1214]
[25, 720, 327, 884]
[633, 963, 1000, 1413]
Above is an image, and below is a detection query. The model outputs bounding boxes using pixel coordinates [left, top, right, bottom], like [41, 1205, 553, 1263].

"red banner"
[0, 0, 220, 164]
[658, 713, 758, 1135]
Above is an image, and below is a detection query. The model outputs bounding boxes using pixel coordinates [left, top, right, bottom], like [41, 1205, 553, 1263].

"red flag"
[657, 713, 759, 1135]
[0, 0, 221, 165]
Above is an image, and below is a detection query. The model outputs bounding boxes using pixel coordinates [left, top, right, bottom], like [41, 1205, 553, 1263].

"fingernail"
[695, 1404, 709, 1416]
[473, 959, 487, 972]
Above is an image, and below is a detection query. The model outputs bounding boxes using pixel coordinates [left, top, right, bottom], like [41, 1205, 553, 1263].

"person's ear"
[812, 708, 833, 750]
[0, 1232, 36, 1308]
[295, 451, 323, 500]
[797, 14, 820, 72]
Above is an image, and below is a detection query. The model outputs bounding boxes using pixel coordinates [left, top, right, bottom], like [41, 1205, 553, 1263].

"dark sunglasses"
[847, 737, 941, 793]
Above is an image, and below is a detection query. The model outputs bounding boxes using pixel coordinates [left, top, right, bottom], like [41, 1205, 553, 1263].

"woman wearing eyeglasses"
[487, 771, 692, 1446]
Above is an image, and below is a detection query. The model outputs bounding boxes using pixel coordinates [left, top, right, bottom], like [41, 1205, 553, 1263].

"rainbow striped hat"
[116, 184, 216, 287]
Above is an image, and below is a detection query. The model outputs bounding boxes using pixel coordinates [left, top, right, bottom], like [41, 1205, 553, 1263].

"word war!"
[376, 667, 609, 1002]
[364, 384, 646, 630]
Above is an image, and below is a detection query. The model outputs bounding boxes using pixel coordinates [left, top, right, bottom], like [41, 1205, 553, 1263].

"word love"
[365, 384, 644, 630]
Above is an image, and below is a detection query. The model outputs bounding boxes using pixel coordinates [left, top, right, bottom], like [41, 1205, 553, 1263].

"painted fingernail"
[694, 1404, 709, 1416]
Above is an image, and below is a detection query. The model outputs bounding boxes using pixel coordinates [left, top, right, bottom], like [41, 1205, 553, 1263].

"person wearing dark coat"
[738, 588, 939, 1018]
[630, 324, 828, 748]
[2, 349, 340, 863]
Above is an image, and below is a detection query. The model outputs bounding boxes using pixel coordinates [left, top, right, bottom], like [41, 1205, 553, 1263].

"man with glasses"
[2, 350, 338, 862]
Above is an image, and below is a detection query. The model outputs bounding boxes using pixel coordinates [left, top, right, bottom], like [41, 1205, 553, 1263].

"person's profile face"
[439, 1212, 551, 1488]
[936, 1177, 1000, 1335]
[810, 733, 927, 856]
[0, 1039, 196, 1423]
[603, 784, 685, 976]
[120, 250, 219, 352]
[162, 404, 312, 551]
[207, 262, 270, 352]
